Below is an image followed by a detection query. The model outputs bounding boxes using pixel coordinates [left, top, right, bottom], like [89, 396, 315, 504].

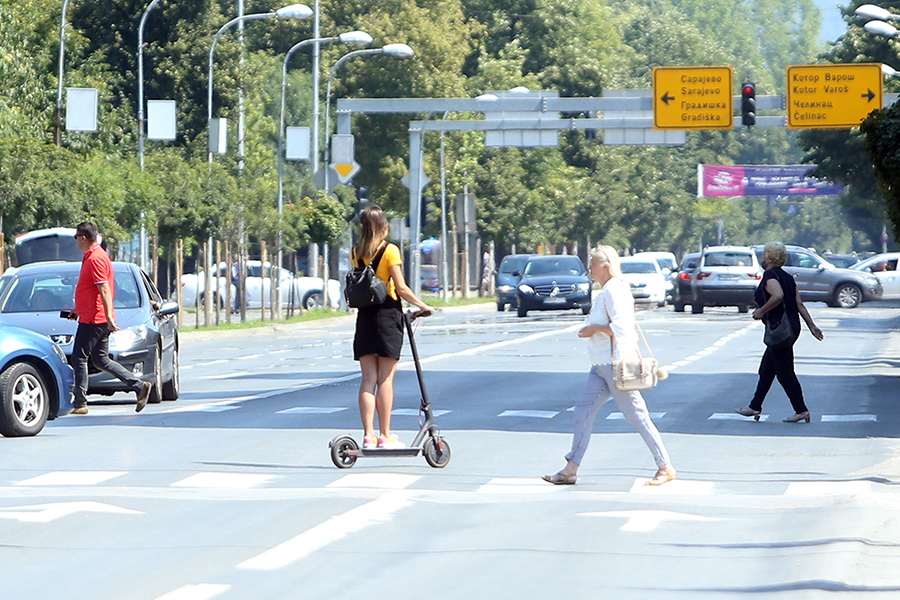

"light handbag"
[344, 244, 388, 308]
[763, 313, 793, 349]
[612, 322, 668, 392]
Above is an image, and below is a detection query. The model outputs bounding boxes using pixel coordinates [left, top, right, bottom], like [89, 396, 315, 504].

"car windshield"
[704, 251, 753, 267]
[655, 258, 676, 271]
[0, 267, 142, 313]
[499, 256, 529, 273]
[682, 255, 700, 269]
[621, 262, 658, 274]
[523, 257, 584, 276]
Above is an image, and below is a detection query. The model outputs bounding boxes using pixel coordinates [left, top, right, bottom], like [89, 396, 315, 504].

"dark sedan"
[672, 252, 701, 312]
[0, 262, 180, 405]
[495, 254, 537, 311]
[515, 255, 592, 317]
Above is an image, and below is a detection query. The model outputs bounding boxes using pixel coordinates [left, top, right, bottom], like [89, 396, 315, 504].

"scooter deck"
[352, 447, 422, 458]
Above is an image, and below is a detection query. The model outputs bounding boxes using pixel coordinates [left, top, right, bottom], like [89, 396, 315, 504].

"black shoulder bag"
[763, 270, 793, 349]
[345, 244, 389, 308]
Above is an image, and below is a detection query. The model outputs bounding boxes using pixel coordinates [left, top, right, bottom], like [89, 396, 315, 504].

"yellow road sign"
[653, 66, 734, 130]
[786, 63, 882, 129]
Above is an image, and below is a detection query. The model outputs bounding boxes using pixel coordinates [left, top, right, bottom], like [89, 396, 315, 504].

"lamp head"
[856, 4, 893, 21]
[339, 31, 374, 45]
[475, 93, 499, 102]
[865, 20, 899, 38]
[275, 4, 313, 19]
[882, 63, 899, 77]
[381, 43, 414, 57]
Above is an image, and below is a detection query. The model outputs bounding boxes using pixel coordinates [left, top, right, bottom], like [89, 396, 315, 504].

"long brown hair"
[355, 205, 390, 262]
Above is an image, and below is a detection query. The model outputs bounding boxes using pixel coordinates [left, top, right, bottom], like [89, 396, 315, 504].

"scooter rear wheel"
[423, 436, 451, 468]
[330, 436, 359, 469]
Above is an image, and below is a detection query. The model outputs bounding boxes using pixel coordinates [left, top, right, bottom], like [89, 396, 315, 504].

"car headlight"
[865, 275, 879, 286]
[518, 284, 535, 295]
[576, 282, 591, 293]
[109, 325, 149, 351]
[50, 342, 67, 363]
[498, 285, 513, 293]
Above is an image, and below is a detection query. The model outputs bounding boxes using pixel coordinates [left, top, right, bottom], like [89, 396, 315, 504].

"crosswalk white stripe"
[152, 583, 230, 600]
[498, 410, 559, 419]
[15, 471, 127, 486]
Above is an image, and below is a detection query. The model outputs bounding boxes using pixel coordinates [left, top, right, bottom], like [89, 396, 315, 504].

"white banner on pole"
[285, 126, 310, 160]
[65, 88, 98, 132]
[147, 100, 176, 140]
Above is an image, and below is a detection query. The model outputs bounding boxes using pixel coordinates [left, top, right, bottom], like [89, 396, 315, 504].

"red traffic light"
[742, 84, 755, 96]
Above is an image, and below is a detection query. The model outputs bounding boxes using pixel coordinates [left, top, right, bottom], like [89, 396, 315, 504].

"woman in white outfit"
[543, 245, 676, 486]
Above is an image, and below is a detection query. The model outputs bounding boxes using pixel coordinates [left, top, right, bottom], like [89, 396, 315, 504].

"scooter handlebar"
[407, 308, 435, 320]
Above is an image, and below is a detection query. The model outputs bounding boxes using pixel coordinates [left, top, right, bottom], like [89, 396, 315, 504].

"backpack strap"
[368, 243, 388, 270]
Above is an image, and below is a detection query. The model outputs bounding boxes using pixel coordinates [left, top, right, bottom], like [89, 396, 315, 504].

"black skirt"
[353, 296, 404, 360]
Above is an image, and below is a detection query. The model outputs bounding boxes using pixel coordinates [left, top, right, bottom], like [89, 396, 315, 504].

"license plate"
[544, 297, 567, 304]
[718, 274, 739, 280]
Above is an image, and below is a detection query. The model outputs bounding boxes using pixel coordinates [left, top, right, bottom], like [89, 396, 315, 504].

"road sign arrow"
[660, 92, 675, 105]
[863, 89, 876, 102]
[0, 501, 142, 523]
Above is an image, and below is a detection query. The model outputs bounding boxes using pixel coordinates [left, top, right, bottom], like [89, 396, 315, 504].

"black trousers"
[749, 333, 807, 414]
[71, 322, 142, 407]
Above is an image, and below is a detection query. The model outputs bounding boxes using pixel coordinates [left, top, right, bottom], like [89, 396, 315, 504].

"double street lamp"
[207, 4, 313, 163]
[856, 4, 900, 38]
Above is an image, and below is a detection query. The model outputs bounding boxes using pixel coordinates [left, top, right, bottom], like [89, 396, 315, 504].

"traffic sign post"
[652, 66, 733, 130]
[786, 63, 882, 129]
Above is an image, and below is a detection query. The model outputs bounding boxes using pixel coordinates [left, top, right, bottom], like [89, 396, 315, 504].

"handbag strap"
[634, 321, 656, 361]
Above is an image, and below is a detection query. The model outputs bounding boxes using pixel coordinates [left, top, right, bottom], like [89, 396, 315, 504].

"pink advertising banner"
[698, 164, 843, 197]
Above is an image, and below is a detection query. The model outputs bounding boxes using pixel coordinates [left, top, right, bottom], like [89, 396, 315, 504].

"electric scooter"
[328, 310, 451, 469]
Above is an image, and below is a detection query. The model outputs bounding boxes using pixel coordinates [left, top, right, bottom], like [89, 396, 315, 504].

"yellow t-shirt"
[351, 242, 402, 301]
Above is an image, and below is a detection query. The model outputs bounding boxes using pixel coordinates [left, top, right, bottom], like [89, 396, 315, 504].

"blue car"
[0, 323, 74, 437]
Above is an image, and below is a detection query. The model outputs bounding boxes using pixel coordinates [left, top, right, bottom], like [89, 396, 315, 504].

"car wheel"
[497, 302, 506, 312]
[149, 346, 163, 404]
[0, 362, 49, 437]
[517, 306, 528, 318]
[691, 303, 704, 314]
[303, 291, 324, 310]
[673, 302, 685, 312]
[834, 283, 862, 308]
[738, 305, 749, 313]
[657, 300, 666, 308]
[162, 345, 179, 401]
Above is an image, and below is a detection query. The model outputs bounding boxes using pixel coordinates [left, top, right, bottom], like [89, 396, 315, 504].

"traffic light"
[741, 82, 756, 128]
[420, 196, 437, 227]
[347, 185, 371, 222]
[355, 185, 369, 201]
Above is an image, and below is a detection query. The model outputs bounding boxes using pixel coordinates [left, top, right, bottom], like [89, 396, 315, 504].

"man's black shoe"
[135, 381, 152, 413]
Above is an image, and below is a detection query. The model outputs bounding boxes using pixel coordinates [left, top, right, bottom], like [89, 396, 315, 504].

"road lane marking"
[607, 412, 666, 420]
[392, 408, 450, 417]
[663, 321, 761, 372]
[415, 323, 582, 365]
[237, 491, 412, 571]
[498, 410, 559, 419]
[709, 412, 771, 422]
[629, 479, 715, 494]
[476, 477, 567, 494]
[327, 474, 421, 489]
[821, 414, 877, 422]
[171, 473, 277, 489]
[15, 471, 126, 486]
[784, 481, 873, 496]
[0, 501, 141, 523]
[277, 406, 348, 414]
[152, 584, 230, 600]
[162, 401, 240, 414]
[579, 509, 717, 532]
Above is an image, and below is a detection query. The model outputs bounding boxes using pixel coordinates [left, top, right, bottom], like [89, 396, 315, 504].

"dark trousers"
[749, 334, 807, 414]
[71, 322, 142, 407]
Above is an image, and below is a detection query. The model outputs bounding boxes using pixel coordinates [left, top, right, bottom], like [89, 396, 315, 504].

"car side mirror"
[157, 300, 179, 317]
[512, 270, 522, 277]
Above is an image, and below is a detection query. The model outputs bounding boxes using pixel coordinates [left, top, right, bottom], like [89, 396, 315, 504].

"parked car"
[822, 253, 860, 269]
[671, 252, 701, 312]
[515, 255, 592, 317]
[751, 245, 883, 308]
[690, 246, 762, 313]
[852, 252, 900, 299]
[12, 227, 101, 268]
[631, 252, 677, 302]
[0, 323, 74, 437]
[180, 261, 341, 311]
[619, 258, 667, 307]
[495, 254, 537, 311]
[0, 262, 180, 404]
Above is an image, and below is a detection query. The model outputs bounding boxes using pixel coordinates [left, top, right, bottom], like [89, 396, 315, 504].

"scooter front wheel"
[330, 435, 359, 469]
[423, 436, 451, 468]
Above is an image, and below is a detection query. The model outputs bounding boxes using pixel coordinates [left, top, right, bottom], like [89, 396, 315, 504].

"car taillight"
[679, 272, 692, 281]
[696, 271, 711, 280]
[749, 272, 762, 280]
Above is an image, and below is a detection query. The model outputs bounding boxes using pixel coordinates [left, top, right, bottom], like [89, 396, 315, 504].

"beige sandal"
[542, 472, 577, 485]
[646, 465, 676, 486]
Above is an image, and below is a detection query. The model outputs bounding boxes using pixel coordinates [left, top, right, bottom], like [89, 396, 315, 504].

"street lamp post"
[276, 31, 372, 315]
[56, 0, 72, 147]
[137, 0, 165, 172]
[207, 4, 313, 164]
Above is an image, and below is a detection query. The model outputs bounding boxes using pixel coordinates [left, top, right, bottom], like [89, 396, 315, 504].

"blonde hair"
[763, 242, 787, 268]
[356, 205, 390, 262]
[589, 244, 623, 278]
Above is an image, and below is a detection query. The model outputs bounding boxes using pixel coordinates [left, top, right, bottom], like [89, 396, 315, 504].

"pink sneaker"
[362, 435, 378, 449]
[377, 434, 405, 449]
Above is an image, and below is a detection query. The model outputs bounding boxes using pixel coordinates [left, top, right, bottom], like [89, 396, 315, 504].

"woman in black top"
[736, 242, 824, 423]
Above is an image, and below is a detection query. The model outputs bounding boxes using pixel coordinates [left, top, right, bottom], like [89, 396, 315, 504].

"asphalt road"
[2, 300, 899, 599]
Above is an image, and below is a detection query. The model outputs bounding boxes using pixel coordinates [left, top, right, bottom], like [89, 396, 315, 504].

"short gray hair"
[763, 242, 787, 267]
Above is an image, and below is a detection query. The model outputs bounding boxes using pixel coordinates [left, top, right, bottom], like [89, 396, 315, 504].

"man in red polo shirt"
[68, 221, 151, 414]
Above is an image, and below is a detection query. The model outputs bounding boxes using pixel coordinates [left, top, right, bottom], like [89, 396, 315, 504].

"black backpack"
[345, 244, 389, 308]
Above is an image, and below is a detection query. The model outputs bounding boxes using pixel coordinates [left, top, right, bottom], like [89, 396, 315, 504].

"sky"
[815, 0, 846, 41]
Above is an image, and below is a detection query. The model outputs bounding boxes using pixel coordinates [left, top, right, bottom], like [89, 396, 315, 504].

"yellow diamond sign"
[329, 160, 360, 183]
[786, 63, 883, 129]
[653, 66, 734, 130]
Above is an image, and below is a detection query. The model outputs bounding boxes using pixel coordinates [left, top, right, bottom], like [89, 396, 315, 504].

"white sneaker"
[377, 434, 405, 449]
[362, 435, 378, 449]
